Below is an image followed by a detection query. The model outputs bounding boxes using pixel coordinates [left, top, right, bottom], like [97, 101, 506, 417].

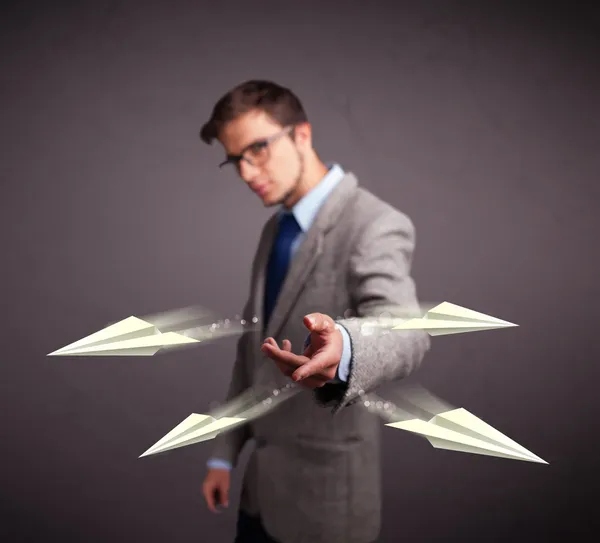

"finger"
[274, 359, 295, 378]
[263, 337, 278, 348]
[282, 339, 292, 352]
[203, 484, 218, 513]
[303, 313, 335, 334]
[261, 343, 308, 368]
[221, 484, 229, 508]
[292, 352, 336, 381]
[297, 375, 329, 389]
[303, 344, 314, 357]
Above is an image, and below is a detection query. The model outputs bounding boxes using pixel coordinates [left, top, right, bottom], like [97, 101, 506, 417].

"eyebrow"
[225, 137, 267, 159]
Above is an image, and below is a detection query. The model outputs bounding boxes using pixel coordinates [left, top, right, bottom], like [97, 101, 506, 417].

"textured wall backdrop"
[1, 1, 598, 541]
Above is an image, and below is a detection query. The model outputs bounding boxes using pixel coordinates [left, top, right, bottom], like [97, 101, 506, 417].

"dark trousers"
[234, 510, 279, 543]
[234, 509, 379, 543]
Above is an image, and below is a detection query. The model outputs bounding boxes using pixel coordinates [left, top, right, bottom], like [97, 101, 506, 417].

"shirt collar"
[279, 163, 345, 232]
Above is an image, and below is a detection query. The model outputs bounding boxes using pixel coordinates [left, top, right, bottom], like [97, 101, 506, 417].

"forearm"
[318, 209, 432, 411]
[337, 317, 430, 397]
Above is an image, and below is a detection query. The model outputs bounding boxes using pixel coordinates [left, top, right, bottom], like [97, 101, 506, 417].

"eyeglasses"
[218, 125, 294, 169]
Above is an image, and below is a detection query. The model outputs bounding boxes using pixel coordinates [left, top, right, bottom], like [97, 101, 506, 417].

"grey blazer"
[211, 172, 431, 543]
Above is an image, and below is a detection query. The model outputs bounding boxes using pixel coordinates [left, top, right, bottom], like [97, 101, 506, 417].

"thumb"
[303, 313, 334, 334]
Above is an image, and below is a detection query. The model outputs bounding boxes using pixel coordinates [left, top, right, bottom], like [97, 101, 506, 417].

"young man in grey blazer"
[199, 80, 431, 543]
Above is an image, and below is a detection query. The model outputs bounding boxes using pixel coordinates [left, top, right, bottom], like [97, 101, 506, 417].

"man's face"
[218, 110, 308, 207]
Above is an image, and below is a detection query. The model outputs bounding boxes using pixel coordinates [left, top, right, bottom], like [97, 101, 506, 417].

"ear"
[293, 122, 313, 150]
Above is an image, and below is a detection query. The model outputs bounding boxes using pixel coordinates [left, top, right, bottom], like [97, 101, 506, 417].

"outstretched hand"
[261, 313, 343, 389]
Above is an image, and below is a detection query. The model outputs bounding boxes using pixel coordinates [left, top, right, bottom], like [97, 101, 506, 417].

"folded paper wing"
[385, 408, 547, 463]
[47, 316, 199, 356]
[139, 414, 246, 457]
[392, 302, 518, 336]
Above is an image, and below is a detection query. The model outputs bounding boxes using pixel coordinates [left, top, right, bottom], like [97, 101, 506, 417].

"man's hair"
[199, 80, 308, 144]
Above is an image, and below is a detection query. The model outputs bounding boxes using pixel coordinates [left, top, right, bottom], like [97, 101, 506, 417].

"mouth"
[253, 185, 269, 197]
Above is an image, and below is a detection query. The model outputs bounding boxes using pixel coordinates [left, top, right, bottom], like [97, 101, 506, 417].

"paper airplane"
[139, 414, 246, 457]
[385, 408, 546, 463]
[47, 316, 200, 356]
[47, 301, 515, 355]
[392, 302, 518, 336]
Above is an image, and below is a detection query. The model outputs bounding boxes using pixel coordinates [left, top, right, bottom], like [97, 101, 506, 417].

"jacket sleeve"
[207, 298, 255, 467]
[207, 216, 280, 466]
[315, 208, 431, 413]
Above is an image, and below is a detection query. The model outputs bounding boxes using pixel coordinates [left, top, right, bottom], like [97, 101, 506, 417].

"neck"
[282, 156, 329, 208]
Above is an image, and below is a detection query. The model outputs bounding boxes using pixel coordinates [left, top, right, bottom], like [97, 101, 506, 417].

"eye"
[247, 141, 268, 156]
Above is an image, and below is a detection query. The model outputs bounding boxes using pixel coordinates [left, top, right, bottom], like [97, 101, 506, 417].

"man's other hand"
[202, 468, 230, 513]
[261, 313, 343, 389]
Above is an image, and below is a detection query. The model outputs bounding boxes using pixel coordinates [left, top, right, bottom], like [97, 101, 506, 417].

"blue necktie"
[264, 212, 301, 326]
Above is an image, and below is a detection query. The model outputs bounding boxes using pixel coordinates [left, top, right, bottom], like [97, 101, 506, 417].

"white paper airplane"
[392, 302, 518, 336]
[385, 408, 546, 463]
[47, 316, 200, 356]
[139, 414, 246, 457]
[47, 301, 515, 356]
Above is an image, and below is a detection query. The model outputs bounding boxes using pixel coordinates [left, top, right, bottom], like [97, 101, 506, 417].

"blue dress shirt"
[207, 163, 352, 472]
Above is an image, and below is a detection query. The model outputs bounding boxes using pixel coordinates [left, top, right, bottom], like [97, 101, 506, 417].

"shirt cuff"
[336, 324, 352, 382]
[207, 458, 232, 471]
[303, 323, 352, 383]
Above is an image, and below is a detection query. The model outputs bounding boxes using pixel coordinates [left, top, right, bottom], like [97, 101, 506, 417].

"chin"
[261, 192, 280, 207]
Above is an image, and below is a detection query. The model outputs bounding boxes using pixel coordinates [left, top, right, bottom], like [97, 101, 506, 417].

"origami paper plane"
[47, 301, 515, 357]
[139, 414, 246, 457]
[47, 316, 200, 356]
[385, 407, 546, 463]
[392, 301, 517, 336]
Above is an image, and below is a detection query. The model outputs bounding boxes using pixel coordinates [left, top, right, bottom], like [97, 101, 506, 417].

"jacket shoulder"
[344, 185, 414, 233]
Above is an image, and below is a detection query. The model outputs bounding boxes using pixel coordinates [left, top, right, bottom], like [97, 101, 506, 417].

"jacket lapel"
[265, 227, 323, 339]
[251, 215, 278, 348]
[254, 172, 359, 340]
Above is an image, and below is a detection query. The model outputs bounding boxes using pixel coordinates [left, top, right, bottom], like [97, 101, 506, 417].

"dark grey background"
[2, 1, 598, 541]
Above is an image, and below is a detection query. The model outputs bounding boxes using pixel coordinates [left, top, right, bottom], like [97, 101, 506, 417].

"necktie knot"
[277, 212, 300, 238]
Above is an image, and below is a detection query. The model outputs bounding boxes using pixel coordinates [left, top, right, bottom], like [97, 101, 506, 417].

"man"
[200, 80, 431, 543]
